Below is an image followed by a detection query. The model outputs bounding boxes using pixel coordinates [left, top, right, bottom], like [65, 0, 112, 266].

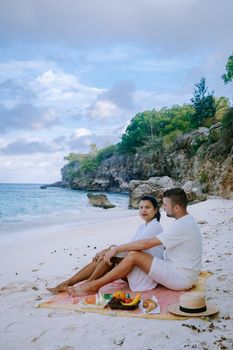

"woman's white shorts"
[127, 266, 158, 291]
[148, 256, 195, 290]
[115, 252, 158, 292]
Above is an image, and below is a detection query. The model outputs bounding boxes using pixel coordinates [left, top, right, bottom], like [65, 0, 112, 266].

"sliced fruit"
[121, 293, 141, 306]
[124, 298, 133, 303]
[113, 290, 126, 301]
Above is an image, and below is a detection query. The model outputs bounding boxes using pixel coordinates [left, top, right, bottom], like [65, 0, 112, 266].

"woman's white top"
[130, 218, 164, 259]
[119, 218, 164, 291]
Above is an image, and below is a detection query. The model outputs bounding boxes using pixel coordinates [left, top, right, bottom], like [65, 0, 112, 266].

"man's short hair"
[163, 188, 188, 208]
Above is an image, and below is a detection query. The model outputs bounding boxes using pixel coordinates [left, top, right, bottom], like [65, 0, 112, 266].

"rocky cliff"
[60, 124, 233, 199]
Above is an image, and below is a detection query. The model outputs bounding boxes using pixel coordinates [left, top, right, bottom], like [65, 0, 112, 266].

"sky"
[0, 0, 232, 184]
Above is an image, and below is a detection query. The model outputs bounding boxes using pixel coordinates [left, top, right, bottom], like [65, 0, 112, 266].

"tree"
[190, 77, 216, 127]
[214, 96, 230, 120]
[118, 105, 196, 154]
[96, 144, 117, 163]
[118, 111, 156, 153]
[222, 53, 233, 84]
[64, 152, 79, 162]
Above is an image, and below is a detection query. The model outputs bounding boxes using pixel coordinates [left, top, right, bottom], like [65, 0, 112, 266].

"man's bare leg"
[68, 251, 153, 297]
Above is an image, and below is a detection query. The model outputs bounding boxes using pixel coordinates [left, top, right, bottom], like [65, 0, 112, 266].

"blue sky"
[0, 0, 232, 183]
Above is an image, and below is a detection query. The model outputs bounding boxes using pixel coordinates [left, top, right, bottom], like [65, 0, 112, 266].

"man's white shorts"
[148, 256, 195, 290]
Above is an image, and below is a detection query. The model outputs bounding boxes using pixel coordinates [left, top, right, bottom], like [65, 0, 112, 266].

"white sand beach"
[0, 198, 233, 350]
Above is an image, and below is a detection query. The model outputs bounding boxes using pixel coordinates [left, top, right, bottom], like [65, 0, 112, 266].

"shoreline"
[0, 206, 135, 238]
[0, 194, 223, 235]
[0, 183, 129, 235]
[0, 198, 233, 349]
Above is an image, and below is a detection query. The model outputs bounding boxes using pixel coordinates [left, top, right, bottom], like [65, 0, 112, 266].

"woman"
[48, 195, 163, 294]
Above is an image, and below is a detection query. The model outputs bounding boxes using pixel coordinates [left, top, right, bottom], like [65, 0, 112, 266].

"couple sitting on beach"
[48, 188, 202, 296]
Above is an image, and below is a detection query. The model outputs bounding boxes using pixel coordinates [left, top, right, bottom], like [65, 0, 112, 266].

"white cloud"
[0, 60, 45, 76]
[32, 68, 103, 114]
[0, 103, 60, 133]
[88, 100, 118, 119]
[35, 69, 78, 89]
[36, 69, 56, 84]
[0, 153, 65, 183]
[42, 108, 57, 122]
[72, 128, 92, 139]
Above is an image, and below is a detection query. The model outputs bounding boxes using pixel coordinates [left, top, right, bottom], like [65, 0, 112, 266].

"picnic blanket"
[39, 271, 211, 320]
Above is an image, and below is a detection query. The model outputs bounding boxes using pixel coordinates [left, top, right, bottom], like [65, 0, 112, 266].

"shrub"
[221, 108, 233, 151]
[198, 170, 208, 183]
[137, 136, 163, 156]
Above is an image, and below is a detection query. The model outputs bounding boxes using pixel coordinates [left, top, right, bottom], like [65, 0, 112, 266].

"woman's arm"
[92, 245, 117, 262]
[104, 237, 162, 265]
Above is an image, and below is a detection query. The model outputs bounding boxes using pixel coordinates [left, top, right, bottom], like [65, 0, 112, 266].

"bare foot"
[68, 281, 99, 297]
[47, 283, 68, 294]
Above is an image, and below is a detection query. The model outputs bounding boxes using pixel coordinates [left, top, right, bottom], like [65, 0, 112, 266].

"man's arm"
[104, 237, 162, 265]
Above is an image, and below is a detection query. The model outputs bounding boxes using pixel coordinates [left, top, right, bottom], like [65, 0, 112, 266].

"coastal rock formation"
[40, 181, 63, 189]
[87, 193, 116, 209]
[69, 151, 169, 192]
[56, 123, 232, 200]
[61, 161, 80, 187]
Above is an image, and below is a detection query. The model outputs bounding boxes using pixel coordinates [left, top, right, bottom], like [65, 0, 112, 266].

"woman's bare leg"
[47, 260, 101, 293]
[47, 257, 123, 293]
[68, 251, 153, 297]
[86, 257, 123, 281]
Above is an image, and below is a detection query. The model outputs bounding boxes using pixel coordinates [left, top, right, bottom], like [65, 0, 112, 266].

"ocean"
[0, 183, 130, 235]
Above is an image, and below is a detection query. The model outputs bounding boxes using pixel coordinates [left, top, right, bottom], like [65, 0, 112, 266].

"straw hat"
[167, 292, 219, 317]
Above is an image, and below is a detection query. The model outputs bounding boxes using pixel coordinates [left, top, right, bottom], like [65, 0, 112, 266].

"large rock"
[87, 193, 116, 209]
[173, 127, 209, 151]
[182, 180, 207, 203]
[129, 176, 180, 208]
[148, 176, 178, 188]
[129, 176, 207, 209]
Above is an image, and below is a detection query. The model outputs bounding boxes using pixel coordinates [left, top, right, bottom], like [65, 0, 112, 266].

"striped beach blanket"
[39, 271, 211, 320]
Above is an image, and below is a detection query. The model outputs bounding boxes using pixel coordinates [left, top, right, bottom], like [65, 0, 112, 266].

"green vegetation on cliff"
[64, 144, 118, 175]
[118, 104, 195, 153]
[64, 54, 232, 177]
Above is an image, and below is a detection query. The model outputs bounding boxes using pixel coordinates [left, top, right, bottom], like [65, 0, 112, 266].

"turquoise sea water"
[0, 183, 129, 233]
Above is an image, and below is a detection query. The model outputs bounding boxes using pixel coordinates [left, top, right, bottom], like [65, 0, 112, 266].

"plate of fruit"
[108, 291, 141, 310]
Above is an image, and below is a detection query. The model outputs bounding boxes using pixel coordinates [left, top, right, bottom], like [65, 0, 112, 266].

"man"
[68, 188, 202, 296]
